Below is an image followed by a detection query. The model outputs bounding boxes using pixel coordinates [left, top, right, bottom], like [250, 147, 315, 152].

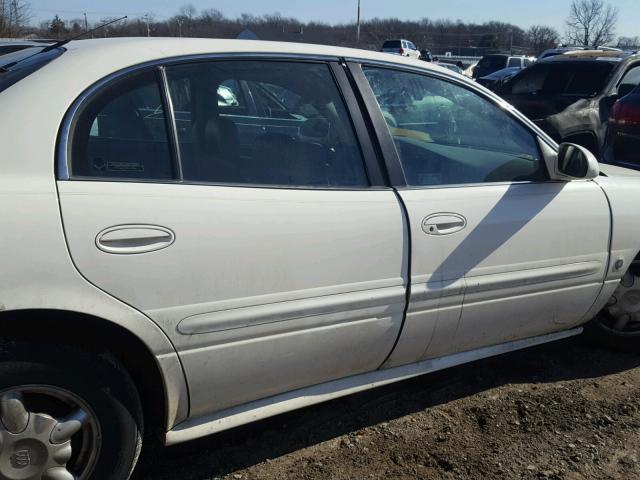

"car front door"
[57, 58, 408, 417]
[351, 63, 610, 367]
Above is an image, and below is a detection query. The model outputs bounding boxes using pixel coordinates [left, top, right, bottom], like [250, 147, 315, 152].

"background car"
[380, 38, 420, 58]
[498, 50, 640, 153]
[472, 54, 535, 79]
[419, 49, 433, 62]
[602, 84, 640, 169]
[476, 66, 524, 91]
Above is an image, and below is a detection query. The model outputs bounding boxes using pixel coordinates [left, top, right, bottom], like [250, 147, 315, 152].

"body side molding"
[165, 327, 582, 445]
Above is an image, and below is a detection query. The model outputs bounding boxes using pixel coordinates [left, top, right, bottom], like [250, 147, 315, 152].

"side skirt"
[165, 327, 582, 445]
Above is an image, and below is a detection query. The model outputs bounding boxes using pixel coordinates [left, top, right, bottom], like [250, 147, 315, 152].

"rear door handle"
[422, 214, 467, 236]
[96, 225, 175, 254]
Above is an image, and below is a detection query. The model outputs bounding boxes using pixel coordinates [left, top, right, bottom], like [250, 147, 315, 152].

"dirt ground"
[132, 336, 640, 480]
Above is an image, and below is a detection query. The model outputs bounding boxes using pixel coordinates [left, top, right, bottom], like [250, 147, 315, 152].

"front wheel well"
[0, 309, 167, 437]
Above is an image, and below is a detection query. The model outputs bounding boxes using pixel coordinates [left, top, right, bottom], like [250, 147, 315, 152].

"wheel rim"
[0, 386, 101, 480]
[599, 269, 640, 334]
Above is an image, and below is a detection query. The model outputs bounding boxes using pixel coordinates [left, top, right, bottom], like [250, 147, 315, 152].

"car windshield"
[478, 56, 507, 69]
[505, 61, 615, 97]
[383, 40, 402, 49]
[0, 46, 64, 93]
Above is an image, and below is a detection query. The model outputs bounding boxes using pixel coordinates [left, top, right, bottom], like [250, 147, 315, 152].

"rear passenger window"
[165, 61, 368, 187]
[71, 70, 176, 180]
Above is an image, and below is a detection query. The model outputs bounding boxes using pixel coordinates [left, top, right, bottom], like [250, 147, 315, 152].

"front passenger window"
[363, 67, 547, 186]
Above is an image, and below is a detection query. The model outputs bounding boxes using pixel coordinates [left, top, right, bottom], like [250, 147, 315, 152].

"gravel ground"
[132, 336, 640, 480]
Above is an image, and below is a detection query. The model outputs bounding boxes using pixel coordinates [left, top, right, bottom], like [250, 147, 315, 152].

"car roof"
[63, 37, 425, 61]
[0, 37, 470, 104]
[540, 50, 638, 64]
[48, 37, 455, 81]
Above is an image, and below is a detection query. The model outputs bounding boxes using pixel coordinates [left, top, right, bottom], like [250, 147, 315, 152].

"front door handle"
[96, 225, 175, 254]
[422, 214, 467, 236]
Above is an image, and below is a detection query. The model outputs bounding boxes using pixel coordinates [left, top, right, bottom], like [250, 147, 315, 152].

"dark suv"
[499, 51, 640, 154]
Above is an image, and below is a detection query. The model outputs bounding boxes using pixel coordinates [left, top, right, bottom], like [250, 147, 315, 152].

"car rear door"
[57, 57, 408, 417]
[350, 62, 610, 366]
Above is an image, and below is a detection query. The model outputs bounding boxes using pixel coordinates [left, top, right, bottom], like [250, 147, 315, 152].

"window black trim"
[346, 62, 407, 186]
[330, 62, 387, 187]
[159, 66, 184, 181]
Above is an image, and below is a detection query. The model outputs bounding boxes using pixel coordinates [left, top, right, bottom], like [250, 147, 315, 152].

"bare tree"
[0, 0, 31, 37]
[617, 36, 640, 50]
[22, 7, 559, 56]
[566, 0, 618, 48]
[527, 25, 560, 55]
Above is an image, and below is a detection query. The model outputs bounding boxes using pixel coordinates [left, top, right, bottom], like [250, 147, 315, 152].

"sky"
[27, 0, 639, 38]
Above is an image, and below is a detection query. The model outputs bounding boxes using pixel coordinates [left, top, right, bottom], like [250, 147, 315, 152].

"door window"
[165, 61, 368, 187]
[70, 70, 176, 180]
[619, 65, 640, 91]
[507, 57, 522, 68]
[363, 67, 547, 186]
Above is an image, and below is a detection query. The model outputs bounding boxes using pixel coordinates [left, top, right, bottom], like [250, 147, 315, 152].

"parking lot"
[132, 337, 640, 480]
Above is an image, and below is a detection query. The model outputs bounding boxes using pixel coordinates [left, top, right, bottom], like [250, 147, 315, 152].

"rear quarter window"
[69, 69, 176, 180]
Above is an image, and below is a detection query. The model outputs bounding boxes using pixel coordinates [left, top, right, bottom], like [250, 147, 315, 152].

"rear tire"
[0, 343, 143, 479]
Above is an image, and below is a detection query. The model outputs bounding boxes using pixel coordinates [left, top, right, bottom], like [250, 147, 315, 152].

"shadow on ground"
[132, 337, 640, 480]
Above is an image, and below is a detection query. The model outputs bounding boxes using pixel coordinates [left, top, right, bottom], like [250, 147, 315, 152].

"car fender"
[595, 165, 640, 282]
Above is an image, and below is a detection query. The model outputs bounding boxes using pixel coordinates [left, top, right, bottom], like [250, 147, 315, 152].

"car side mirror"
[538, 140, 599, 181]
[555, 143, 600, 180]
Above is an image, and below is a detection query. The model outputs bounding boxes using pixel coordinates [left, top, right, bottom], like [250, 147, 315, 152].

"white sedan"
[0, 38, 639, 480]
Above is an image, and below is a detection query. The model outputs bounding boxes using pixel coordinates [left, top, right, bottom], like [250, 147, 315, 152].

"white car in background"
[1, 37, 640, 480]
[381, 38, 421, 58]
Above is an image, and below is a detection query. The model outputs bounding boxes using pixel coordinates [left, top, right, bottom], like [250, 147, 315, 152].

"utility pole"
[356, 0, 361, 43]
[83, 12, 88, 34]
[508, 28, 513, 54]
[144, 14, 150, 37]
[9, 0, 18, 36]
